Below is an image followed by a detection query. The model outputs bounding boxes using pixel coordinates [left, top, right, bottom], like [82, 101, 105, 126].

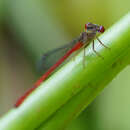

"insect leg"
[96, 37, 110, 49]
[92, 40, 104, 59]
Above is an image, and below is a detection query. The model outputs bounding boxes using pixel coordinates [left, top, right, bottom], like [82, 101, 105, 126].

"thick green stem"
[37, 12, 130, 130]
[0, 13, 130, 130]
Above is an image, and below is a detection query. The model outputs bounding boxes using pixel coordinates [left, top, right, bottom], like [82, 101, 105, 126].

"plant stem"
[0, 13, 130, 130]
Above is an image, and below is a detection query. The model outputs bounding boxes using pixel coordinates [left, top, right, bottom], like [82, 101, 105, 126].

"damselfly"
[15, 23, 108, 107]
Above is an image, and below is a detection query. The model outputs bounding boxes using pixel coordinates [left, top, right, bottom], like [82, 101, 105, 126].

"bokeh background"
[0, 0, 130, 129]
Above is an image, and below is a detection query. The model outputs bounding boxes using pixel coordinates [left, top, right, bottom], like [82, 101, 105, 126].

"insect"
[14, 23, 108, 107]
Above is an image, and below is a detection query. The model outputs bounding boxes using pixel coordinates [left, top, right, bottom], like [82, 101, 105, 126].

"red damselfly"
[15, 23, 108, 107]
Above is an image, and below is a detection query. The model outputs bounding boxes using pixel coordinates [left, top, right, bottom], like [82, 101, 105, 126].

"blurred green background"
[0, 0, 130, 129]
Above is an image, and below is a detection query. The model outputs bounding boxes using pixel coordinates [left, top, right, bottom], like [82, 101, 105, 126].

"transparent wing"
[37, 36, 81, 73]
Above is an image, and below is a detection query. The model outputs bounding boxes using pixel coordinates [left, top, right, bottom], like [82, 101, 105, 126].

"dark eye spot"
[99, 26, 105, 33]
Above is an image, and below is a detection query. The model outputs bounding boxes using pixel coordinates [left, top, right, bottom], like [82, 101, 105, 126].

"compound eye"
[85, 24, 87, 30]
[99, 26, 105, 33]
[85, 23, 93, 30]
